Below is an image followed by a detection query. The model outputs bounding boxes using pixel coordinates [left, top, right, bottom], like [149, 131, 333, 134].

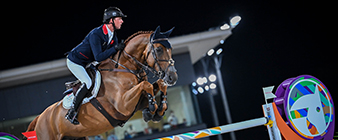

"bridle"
[145, 37, 175, 79]
[102, 36, 175, 81]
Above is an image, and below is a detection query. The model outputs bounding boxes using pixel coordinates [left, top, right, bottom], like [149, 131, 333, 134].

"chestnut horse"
[24, 26, 178, 140]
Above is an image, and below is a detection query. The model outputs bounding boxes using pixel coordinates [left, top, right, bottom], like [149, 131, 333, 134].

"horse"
[24, 26, 178, 140]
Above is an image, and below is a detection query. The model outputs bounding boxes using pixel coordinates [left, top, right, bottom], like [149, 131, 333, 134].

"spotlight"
[230, 16, 241, 27]
[192, 88, 198, 95]
[210, 83, 217, 89]
[204, 85, 209, 91]
[207, 49, 215, 56]
[220, 23, 230, 30]
[192, 82, 197, 87]
[196, 77, 204, 85]
[220, 40, 225, 44]
[216, 48, 223, 55]
[197, 87, 204, 93]
[202, 77, 208, 84]
[208, 74, 217, 82]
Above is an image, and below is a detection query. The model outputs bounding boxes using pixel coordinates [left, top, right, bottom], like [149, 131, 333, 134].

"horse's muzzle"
[163, 65, 178, 86]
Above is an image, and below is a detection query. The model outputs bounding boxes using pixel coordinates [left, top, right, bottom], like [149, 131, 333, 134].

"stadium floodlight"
[192, 88, 198, 95]
[220, 23, 230, 30]
[197, 87, 204, 93]
[207, 49, 215, 56]
[216, 48, 223, 55]
[196, 77, 207, 85]
[204, 85, 209, 91]
[192, 82, 197, 87]
[230, 16, 241, 27]
[208, 74, 217, 82]
[220, 40, 225, 44]
[210, 83, 217, 89]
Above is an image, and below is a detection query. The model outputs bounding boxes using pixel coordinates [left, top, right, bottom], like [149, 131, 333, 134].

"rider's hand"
[115, 40, 125, 51]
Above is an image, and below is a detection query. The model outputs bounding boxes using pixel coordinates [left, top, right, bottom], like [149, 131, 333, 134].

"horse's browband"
[151, 38, 168, 43]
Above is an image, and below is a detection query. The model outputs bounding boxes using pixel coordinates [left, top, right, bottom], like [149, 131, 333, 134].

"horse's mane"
[124, 31, 154, 44]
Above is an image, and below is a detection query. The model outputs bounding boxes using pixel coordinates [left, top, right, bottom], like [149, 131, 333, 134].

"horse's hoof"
[142, 108, 153, 122]
[152, 111, 164, 122]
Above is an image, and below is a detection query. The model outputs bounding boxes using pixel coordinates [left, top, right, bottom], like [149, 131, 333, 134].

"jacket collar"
[102, 24, 108, 35]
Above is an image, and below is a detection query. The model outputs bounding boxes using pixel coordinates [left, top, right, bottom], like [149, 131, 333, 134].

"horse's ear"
[163, 27, 175, 37]
[154, 26, 161, 35]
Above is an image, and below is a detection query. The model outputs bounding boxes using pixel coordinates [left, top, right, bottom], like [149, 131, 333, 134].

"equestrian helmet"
[103, 7, 127, 23]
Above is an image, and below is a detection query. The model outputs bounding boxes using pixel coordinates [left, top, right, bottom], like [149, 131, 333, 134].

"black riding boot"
[65, 83, 89, 125]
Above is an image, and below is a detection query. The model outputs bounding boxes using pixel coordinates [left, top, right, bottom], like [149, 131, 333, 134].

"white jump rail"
[154, 117, 269, 140]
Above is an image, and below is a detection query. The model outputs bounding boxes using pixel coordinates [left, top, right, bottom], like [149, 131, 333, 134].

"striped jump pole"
[154, 117, 269, 140]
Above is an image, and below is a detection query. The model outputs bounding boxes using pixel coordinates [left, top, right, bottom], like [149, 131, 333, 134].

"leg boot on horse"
[65, 83, 89, 125]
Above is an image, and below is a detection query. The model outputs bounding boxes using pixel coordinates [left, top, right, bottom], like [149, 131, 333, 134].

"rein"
[99, 37, 174, 82]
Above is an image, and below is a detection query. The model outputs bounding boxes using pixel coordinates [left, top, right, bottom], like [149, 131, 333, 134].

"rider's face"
[113, 17, 123, 29]
[107, 17, 124, 31]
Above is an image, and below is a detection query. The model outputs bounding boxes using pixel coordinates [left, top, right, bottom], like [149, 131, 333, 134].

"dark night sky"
[2, 1, 335, 71]
[2, 1, 337, 139]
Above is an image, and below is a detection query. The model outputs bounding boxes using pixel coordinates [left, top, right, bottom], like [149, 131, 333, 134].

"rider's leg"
[65, 84, 88, 124]
[65, 59, 92, 125]
[66, 59, 92, 89]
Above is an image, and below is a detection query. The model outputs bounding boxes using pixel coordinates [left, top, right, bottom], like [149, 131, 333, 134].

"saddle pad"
[62, 93, 74, 109]
[62, 70, 101, 110]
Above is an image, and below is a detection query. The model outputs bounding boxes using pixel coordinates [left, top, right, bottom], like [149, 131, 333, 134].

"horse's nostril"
[169, 76, 173, 81]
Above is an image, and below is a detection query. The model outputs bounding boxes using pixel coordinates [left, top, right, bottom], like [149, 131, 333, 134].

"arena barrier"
[154, 75, 335, 140]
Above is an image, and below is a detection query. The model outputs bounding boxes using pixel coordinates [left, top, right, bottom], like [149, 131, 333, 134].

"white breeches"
[66, 58, 92, 89]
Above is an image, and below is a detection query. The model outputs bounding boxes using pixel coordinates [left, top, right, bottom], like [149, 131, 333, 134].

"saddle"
[62, 62, 126, 127]
[63, 62, 99, 95]
[62, 62, 102, 108]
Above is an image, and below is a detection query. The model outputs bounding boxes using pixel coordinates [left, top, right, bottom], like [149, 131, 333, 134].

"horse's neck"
[114, 35, 150, 70]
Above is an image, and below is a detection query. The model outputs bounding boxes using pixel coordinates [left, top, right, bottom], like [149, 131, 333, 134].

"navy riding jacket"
[67, 24, 118, 67]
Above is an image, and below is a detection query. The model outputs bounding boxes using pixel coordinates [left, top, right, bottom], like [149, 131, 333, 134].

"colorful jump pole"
[154, 117, 269, 140]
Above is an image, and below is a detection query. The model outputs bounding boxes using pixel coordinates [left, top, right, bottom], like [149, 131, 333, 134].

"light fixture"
[220, 40, 225, 44]
[207, 49, 215, 56]
[230, 16, 241, 27]
[202, 77, 208, 84]
[220, 23, 230, 30]
[204, 85, 209, 91]
[197, 87, 204, 93]
[210, 83, 217, 89]
[192, 88, 198, 95]
[208, 74, 217, 82]
[192, 82, 197, 87]
[196, 77, 207, 85]
[216, 48, 223, 55]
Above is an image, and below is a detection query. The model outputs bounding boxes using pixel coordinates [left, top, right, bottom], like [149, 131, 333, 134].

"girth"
[90, 98, 126, 127]
[90, 96, 142, 128]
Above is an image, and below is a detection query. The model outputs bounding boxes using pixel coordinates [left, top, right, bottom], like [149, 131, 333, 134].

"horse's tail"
[27, 115, 39, 131]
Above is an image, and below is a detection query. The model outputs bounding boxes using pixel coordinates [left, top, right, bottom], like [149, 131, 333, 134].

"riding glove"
[115, 40, 125, 51]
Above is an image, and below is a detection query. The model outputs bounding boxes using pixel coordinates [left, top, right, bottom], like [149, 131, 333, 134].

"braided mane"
[124, 31, 154, 44]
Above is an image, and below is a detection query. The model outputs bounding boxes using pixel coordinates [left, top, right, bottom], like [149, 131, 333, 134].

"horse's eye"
[155, 47, 163, 54]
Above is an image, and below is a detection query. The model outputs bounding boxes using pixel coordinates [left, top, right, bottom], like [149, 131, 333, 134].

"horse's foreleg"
[116, 81, 158, 116]
[152, 79, 168, 122]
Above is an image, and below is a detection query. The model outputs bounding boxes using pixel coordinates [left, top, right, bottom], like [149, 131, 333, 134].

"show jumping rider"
[65, 7, 127, 125]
